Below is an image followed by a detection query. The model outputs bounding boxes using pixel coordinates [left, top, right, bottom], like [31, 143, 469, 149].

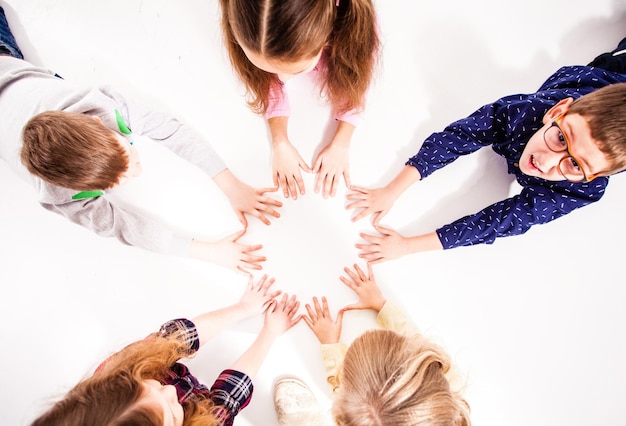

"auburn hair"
[21, 111, 129, 191]
[332, 330, 471, 426]
[31, 336, 218, 426]
[568, 82, 626, 175]
[219, 0, 380, 115]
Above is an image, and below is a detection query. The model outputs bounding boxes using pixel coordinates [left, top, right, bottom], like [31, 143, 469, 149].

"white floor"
[1, 1, 625, 425]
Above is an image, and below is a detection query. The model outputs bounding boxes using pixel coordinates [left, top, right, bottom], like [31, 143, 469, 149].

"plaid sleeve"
[157, 318, 200, 354]
[209, 369, 254, 425]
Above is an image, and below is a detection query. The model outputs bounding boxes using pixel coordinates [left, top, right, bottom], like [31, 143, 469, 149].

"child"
[274, 264, 470, 425]
[31, 275, 301, 426]
[218, 0, 380, 199]
[0, 7, 282, 274]
[347, 38, 626, 263]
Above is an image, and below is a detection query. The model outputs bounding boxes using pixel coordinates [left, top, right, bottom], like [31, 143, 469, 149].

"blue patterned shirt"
[407, 65, 626, 249]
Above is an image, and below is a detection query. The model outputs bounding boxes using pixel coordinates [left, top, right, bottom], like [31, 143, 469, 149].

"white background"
[1, 1, 625, 425]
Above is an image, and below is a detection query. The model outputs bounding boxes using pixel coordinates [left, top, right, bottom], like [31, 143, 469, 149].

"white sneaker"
[273, 377, 329, 426]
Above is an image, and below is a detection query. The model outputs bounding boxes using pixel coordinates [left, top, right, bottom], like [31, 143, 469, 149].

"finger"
[302, 314, 314, 329]
[335, 308, 345, 325]
[258, 204, 281, 218]
[229, 228, 247, 242]
[259, 196, 283, 208]
[359, 232, 381, 244]
[253, 211, 271, 226]
[236, 211, 247, 228]
[299, 158, 313, 173]
[272, 172, 279, 188]
[373, 224, 393, 236]
[367, 263, 374, 280]
[324, 174, 334, 199]
[351, 208, 372, 223]
[311, 155, 322, 173]
[258, 186, 280, 194]
[359, 252, 383, 262]
[288, 299, 300, 317]
[242, 253, 266, 265]
[237, 266, 253, 277]
[242, 244, 264, 254]
[295, 173, 306, 196]
[348, 185, 369, 195]
[286, 176, 298, 200]
[312, 296, 324, 316]
[354, 264, 367, 281]
[313, 170, 323, 194]
[343, 265, 360, 283]
[321, 296, 331, 316]
[268, 290, 282, 299]
[339, 275, 357, 290]
[343, 170, 351, 190]
[305, 303, 317, 321]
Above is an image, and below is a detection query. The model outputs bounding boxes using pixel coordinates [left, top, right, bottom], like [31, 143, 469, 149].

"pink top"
[264, 53, 362, 127]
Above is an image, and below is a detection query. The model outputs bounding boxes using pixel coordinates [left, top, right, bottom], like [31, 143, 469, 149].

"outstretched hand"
[356, 225, 410, 264]
[272, 140, 312, 200]
[312, 142, 350, 199]
[340, 263, 386, 312]
[345, 185, 395, 224]
[263, 293, 302, 337]
[238, 274, 282, 316]
[303, 296, 344, 344]
[214, 169, 282, 226]
[189, 229, 266, 274]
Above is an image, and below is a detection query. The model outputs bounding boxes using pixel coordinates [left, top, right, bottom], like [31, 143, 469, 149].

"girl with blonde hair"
[32, 276, 301, 426]
[274, 265, 470, 425]
[218, 0, 380, 199]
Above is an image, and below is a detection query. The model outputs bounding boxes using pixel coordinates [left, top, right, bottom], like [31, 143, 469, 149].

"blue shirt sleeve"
[436, 178, 608, 248]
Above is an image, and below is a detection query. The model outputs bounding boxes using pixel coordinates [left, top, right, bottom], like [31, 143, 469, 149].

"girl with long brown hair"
[219, 0, 380, 200]
[31, 276, 301, 426]
[274, 264, 471, 425]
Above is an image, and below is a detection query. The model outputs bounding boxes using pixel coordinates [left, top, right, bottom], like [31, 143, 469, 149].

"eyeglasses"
[543, 114, 597, 182]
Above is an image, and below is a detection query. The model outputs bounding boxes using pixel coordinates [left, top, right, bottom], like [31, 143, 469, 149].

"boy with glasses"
[0, 7, 282, 274]
[347, 38, 626, 263]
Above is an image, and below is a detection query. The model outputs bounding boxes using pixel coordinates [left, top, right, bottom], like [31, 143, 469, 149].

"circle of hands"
[239, 264, 387, 344]
[202, 139, 403, 334]
[201, 140, 409, 274]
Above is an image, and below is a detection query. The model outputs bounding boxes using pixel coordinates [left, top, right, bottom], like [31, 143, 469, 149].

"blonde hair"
[219, 0, 379, 115]
[333, 330, 471, 426]
[567, 82, 626, 175]
[31, 336, 218, 426]
[21, 111, 128, 191]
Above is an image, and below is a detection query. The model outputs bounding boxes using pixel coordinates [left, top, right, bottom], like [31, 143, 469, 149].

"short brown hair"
[21, 111, 129, 191]
[569, 82, 626, 175]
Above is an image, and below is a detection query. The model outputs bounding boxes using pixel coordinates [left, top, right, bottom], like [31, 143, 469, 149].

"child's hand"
[303, 296, 344, 344]
[312, 141, 350, 199]
[272, 140, 312, 200]
[356, 225, 410, 264]
[214, 169, 282, 226]
[263, 294, 301, 338]
[340, 263, 386, 312]
[346, 185, 396, 224]
[189, 229, 265, 274]
[239, 274, 282, 315]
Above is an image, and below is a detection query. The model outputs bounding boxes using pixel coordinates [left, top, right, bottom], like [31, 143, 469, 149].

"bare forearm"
[331, 120, 356, 148]
[387, 165, 421, 198]
[192, 302, 253, 347]
[268, 116, 289, 147]
[406, 231, 444, 254]
[228, 328, 277, 379]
